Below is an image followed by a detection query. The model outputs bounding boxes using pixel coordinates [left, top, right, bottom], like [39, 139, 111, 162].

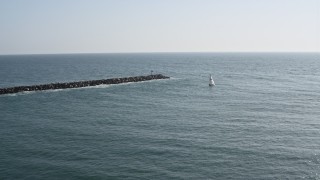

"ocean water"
[0, 53, 319, 179]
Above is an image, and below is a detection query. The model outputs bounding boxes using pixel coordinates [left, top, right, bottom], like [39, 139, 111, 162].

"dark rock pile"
[0, 74, 169, 95]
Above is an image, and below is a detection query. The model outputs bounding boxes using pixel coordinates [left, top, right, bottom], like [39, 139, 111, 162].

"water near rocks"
[0, 53, 319, 179]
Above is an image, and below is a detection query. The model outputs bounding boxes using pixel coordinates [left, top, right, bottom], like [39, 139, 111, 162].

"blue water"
[0, 53, 320, 179]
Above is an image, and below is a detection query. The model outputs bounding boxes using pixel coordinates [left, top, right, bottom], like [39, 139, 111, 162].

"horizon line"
[0, 51, 319, 56]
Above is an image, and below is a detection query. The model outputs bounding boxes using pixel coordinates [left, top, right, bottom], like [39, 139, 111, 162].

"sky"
[0, 0, 319, 54]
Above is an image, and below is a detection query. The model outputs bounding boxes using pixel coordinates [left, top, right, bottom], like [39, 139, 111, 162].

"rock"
[0, 74, 170, 95]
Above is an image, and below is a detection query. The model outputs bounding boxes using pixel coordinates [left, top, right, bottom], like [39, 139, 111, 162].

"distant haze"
[0, 0, 319, 54]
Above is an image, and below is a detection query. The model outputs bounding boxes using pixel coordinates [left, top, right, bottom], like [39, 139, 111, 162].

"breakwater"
[0, 74, 169, 95]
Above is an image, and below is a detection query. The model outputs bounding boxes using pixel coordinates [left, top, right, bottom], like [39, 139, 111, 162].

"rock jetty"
[0, 74, 169, 95]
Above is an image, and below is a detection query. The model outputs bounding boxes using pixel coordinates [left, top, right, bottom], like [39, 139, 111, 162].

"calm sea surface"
[0, 53, 319, 179]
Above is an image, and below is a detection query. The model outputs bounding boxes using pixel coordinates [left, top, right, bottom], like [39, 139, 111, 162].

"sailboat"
[209, 74, 215, 86]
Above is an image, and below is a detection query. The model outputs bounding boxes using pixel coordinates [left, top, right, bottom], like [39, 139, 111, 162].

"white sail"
[209, 75, 215, 86]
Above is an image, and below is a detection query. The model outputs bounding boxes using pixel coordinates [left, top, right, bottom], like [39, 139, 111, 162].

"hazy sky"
[0, 0, 319, 54]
